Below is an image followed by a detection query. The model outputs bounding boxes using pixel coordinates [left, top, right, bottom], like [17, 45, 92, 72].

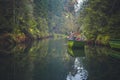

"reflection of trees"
[47, 39, 68, 60]
[0, 48, 33, 80]
[66, 45, 88, 80]
[67, 47, 85, 57]
[0, 39, 92, 80]
[0, 39, 49, 80]
[85, 45, 120, 80]
[32, 39, 73, 80]
[66, 57, 88, 80]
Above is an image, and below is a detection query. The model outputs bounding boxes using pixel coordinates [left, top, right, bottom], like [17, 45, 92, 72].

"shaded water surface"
[0, 39, 120, 80]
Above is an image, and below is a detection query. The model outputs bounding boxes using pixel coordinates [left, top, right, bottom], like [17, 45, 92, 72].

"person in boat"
[68, 31, 85, 41]
[68, 31, 74, 40]
[72, 32, 81, 41]
[68, 31, 80, 40]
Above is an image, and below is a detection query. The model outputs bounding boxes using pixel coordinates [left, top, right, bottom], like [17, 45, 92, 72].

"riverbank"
[0, 33, 44, 46]
[0, 33, 67, 46]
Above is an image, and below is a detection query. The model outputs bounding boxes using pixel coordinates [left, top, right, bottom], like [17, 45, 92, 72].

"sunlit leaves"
[77, 0, 120, 42]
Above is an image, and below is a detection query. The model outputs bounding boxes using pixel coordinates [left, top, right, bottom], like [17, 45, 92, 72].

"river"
[0, 39, 120, 80]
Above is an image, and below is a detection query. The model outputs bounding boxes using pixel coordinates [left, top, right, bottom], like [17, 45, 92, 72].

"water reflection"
[0, 39, 71, 80]
[85, 45, 120, 80]
[67, 47, 88, 80]
[66, 57, 88, 80]
[67, 45, 120, 80]
[0, 39, 120, 80]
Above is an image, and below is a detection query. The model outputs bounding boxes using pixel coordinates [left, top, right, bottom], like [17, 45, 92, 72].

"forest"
[0, 1, 120, 80]
[0, 0, 120, 44]
[78, 0, 120, 44]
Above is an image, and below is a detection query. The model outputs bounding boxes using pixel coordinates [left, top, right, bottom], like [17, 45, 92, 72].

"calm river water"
[0, 39, 120, 80]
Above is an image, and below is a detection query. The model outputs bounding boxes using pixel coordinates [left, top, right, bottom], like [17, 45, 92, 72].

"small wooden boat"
[67, 40, 85, 48]
[109, 40, 120, 49]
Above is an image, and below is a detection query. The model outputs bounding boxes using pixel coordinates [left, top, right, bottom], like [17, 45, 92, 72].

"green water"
[0, 39, 120, 80]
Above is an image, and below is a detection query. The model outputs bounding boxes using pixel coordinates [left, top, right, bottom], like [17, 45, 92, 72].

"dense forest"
[0, 0, 120, 44]
[0, 0, 76, 43]
[77, 0, 120, 44]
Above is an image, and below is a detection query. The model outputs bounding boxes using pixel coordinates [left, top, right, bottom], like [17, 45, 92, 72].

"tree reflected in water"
[0, 39, 120, 80]
[66, 57, 88, 80]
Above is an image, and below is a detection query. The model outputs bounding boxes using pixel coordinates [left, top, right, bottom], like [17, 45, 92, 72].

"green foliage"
[34, 0, 49, 18]
[0, 0, 78, 40]
[77, 0, 120, 44]
[0, 0, 50, 40]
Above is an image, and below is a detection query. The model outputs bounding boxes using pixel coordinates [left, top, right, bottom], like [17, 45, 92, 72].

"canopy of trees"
[0, 0, 119, 44]
[0, 0, 76, 41]
[77, 0, 120, 44]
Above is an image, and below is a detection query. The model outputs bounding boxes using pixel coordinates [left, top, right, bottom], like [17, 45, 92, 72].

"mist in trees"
[0, 0, 77, 42]
[0, 0, 119, 44]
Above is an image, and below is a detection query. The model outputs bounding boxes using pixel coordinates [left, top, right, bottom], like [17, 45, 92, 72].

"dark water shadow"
[85, 45, 120, 80]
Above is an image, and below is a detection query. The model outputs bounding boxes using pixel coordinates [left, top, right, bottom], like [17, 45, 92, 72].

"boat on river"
[67, 40, 85, 48]
[67, 32, 86, 48]
[109, 39, 120, 49]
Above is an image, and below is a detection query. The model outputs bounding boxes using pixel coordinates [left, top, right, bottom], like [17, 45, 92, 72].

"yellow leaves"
[65, 14, 70, 18]
[12, 32, 26, 43]
[86, 8, 92, 12]
[96, 34, 110, 44]
[29, 28, 33, 32]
